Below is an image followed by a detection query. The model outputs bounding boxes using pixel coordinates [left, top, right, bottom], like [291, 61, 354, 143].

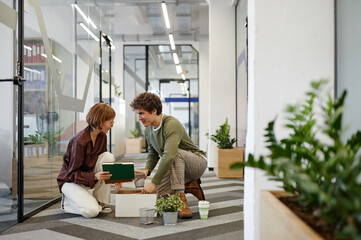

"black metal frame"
[99, 32, 113, 152]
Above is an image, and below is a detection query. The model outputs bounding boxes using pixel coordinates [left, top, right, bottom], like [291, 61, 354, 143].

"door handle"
[0, 76, 26, 86]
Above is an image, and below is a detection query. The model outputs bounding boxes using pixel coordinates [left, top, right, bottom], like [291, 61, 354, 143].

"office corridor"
[0, 154, 244, 240]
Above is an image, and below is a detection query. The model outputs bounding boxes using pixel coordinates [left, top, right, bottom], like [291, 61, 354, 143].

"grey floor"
[0, 154, 244, 240]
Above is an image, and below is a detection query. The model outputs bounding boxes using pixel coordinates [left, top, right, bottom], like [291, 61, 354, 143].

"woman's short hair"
[86, 102, 115, 128]
[130, 92, 162, 115]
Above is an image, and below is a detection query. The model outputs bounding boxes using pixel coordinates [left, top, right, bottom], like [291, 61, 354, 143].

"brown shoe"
[178, 192, 193, 219]
[185, 179, 205, 201]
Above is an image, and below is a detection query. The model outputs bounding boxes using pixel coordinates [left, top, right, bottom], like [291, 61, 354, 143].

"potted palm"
[155, 193, 185, 225]
[210, 118, 244, 178]
[232, 80, 361, 239]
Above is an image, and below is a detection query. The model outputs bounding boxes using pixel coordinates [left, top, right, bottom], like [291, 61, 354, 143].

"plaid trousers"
[156, 149, 207, 197]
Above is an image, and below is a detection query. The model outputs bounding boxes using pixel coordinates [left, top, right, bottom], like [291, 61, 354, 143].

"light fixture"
[172, 53, 180, 65]
[72, 4, 97, 29]
[168, 33, 175, 50]
[176, 65, 182, 74]
[161, 1, 171, 29]
[24, 67, 41, 75]
[24, 45, 32, 51]
[41, 53, 62, 63]
[80, 22, 99, 41]
[181, 74, 186, 80]
[88, 18, 97, 29]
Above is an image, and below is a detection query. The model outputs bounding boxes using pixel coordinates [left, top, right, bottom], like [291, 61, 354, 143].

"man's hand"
[135, 169, 149, 179]
[94, 171, 112, 181]
[141, 182, 157, 194]
[114, 183, 122, 190]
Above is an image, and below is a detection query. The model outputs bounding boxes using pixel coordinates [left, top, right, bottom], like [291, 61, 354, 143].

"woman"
[57, 102, 121, 218]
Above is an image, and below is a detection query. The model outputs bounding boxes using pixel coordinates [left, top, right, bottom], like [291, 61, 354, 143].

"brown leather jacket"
[57, 126, 107, 192]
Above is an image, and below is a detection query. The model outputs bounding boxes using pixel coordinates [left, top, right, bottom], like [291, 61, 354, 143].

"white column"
[208, 0, 236, 168]
[246, 0, 334, 239]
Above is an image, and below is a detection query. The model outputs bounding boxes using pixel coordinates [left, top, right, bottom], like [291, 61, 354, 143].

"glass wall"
[0, 0, 18, 232]
[0, 0, 116, 220]
[124, 44, 199, 145]
[336, 0, 361, 140]
[235, 0, 248, 148]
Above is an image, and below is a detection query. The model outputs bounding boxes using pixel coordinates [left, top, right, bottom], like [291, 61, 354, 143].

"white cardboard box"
[115, 189, 157, 217]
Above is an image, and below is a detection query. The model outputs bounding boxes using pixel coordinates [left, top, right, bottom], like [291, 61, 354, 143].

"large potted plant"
[232, 80, 361, 239]
[210, 118, 244, 178]
[155, 193, 185, 225]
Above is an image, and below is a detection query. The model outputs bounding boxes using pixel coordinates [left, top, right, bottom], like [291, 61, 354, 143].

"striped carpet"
[0, 154, 244, 240]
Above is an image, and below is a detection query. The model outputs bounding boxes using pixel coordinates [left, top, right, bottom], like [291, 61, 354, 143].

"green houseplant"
[232, 79, 361, 239]
[210, 118, 244, 178]
[130, 128, 139, 138]
[155, 193, 185, 225]
[210, 118, 236, 149]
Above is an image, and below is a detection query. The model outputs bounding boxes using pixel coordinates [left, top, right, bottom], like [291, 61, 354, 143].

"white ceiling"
[76, 0, 209, 43]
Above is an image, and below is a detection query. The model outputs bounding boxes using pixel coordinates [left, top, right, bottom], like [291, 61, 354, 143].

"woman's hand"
[135, 169, 149, 179]
[94, 171, 112, 181]
[141, 182, 157, 194]
[114, 183, 122, 190]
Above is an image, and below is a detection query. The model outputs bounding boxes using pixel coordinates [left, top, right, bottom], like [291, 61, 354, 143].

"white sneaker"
[99, 202, 112, 214]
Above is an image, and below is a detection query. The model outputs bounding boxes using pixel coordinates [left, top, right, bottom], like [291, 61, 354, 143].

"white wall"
[245, 1, 334, 239]
[198, 39, 209, 153]
[208, 0, 236, 168]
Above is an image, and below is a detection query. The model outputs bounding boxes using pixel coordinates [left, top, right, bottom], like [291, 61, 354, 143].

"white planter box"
[115, 189, 156, 217]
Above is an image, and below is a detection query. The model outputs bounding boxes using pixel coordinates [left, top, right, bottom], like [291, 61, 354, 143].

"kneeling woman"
[57, 102, 121, 218]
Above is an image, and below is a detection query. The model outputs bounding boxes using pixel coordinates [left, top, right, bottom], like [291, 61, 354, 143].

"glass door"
[0, 0, 20, 231]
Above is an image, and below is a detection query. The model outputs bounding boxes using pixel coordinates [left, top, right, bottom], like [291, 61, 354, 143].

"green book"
[102, 162, 135, 183]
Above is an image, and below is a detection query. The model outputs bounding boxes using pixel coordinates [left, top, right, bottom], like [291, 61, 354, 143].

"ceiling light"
[24, 67, 41, 75]
[24, 45, 32, 51]
[172, 53, 180, 65]
[88, 18, 97, 29]
[41, 53, 62, 63]
[72, 4, 97, 29]
[176, 65, 182, 75]
[161, 1, 171, 29]
[168, 33, 175, 50]
[80, 22, 99, 41]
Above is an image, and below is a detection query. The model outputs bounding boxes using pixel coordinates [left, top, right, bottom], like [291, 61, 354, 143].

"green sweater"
[144, 115, 206, 185]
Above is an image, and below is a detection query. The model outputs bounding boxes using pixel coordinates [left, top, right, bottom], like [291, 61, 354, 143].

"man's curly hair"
[130, 92, 162, 115]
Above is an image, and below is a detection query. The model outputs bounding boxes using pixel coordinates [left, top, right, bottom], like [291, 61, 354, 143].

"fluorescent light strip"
[168, 33, 175, 50]
[161, 2, 171, 29]
[88, 18, 97, 29]
[173, 53, 180, 64]
[72, 4, 97, 29]
[72, 4, 89, 24]
[24, 67, 41, 75]
[24, 45, 32, 51]
[52, 55, 62, 63]
[41, 53, 62, 63]
[181, 74, 186, 80]
[80, 23, 99, 41]
[176, 65, 182, 74]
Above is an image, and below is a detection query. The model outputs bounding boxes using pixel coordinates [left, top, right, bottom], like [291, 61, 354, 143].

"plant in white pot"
[155, 193, 185, 225]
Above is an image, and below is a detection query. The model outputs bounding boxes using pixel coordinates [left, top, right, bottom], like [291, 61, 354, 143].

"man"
[130, 92, 207, 219]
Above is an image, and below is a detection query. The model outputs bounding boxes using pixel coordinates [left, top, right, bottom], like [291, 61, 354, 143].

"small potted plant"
[155, 193, 185, 225]
[26, 131, 46, 157]
[210, 118, 244, 178]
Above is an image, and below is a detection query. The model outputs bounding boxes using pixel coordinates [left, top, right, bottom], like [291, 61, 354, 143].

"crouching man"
[130, 92, 207, 219]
